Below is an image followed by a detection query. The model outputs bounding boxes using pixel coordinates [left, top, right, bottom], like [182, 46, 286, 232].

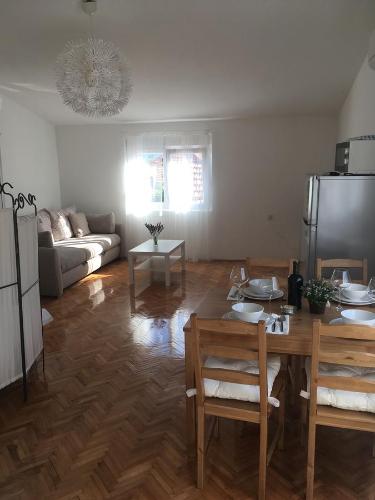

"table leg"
[181, 242, 186, 272]
[128, 254, 135, 286]
[185, 330, 196, 459]
[165, 255, 171, 287]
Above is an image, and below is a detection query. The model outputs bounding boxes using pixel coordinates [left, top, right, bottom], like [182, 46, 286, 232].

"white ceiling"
[0, 0, 374, 125]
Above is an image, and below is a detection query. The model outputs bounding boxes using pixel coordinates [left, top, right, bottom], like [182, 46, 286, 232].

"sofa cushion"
[86, 213, 115, 234]
[37, 209, 52, 233]
[69, 212, 91, 238]
[50, 209, 74, 241]
[54, 233, 120, 272]
[55, 246, 87, 273]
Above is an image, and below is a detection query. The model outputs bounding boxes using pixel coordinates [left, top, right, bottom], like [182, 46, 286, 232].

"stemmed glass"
[230, 265, 249, 302]
[367, 277, 375, 302]
[331, 269, 351, 311]
[261, 276, 280, 313]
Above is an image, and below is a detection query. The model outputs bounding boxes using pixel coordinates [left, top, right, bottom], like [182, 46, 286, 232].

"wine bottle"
[288, 260, 303, 309]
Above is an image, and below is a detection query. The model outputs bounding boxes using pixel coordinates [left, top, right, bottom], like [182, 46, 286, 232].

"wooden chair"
[306, 319, 375, 499]
[246, 257, 299, 401]
[316, 258, 368, 284]
[190, 314, 286, 499]
[246, 257, 295, 289]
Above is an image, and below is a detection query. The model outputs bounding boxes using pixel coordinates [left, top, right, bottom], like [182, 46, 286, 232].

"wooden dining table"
[183, 285, 375, 453]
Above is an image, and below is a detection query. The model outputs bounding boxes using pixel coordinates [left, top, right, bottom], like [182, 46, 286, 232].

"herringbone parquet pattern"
[0, 260, 374, 499]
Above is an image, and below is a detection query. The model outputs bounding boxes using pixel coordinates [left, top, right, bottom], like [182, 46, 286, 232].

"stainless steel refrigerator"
[300, 175, 375, 281]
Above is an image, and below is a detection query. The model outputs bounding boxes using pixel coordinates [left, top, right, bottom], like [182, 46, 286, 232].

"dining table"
[183, 284, 375, 454]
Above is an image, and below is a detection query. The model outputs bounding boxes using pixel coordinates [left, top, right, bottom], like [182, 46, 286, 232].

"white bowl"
[231, 302, 264, 323]
[340, 309, 375, 325]
[248, 278, 273, 296]
[342, 283, 369, 301]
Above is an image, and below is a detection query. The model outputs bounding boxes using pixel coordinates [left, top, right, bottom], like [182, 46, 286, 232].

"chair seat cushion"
[305, 358, 375, 414]
[54, 233, 120, 272]
[204, 355, 281, 407]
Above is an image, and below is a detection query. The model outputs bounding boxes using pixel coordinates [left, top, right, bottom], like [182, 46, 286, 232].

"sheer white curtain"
[123, 132, 212, 261]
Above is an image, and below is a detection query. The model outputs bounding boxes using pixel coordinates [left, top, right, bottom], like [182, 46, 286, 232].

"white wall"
[0, 95, 61, 209]
[56, 116, 336, 259]
[338, 58, 375, 141]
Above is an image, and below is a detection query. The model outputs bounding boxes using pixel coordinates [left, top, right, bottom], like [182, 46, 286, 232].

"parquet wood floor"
[0, 260, 374, 499]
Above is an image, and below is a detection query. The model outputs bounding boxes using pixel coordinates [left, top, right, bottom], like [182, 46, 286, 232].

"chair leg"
[197, 406, 205, 489]
[306, 417, 317, 500]
[278, 384, 286, 451]
[258, 419, 267, 500]
[214, 416, 220, 438]
[300, 398, 308, 447]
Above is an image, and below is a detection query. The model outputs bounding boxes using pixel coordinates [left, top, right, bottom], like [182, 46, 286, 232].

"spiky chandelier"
[56, 0, 132, 118]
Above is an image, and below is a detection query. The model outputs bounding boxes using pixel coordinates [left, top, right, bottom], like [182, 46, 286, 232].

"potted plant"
[145, 222, 164, 246]
[303, 279, 334, 314]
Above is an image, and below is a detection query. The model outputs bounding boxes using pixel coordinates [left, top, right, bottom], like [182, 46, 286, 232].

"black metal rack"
[0, 181, 43, 401]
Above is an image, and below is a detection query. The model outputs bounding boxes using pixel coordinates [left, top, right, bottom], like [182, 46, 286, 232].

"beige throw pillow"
[69, 212, 91, 238]
[37, 209, 52, 234]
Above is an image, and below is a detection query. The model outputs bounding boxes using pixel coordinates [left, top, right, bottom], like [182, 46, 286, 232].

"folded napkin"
[222, 311, 289, 335]
[266, 313, 289, 335]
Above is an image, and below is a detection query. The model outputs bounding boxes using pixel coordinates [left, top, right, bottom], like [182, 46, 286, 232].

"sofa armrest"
[38, 247, 63, 297]
[115, 223, 126, 258]
[38, 231, 54, 248]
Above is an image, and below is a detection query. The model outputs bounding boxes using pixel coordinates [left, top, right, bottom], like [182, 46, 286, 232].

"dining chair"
[305, 319, 375, 499]
[316, 258, 368, 284]
[246, 257, 299, 401]
[190, 314, 286, 499]
[246, 257, 295, 288]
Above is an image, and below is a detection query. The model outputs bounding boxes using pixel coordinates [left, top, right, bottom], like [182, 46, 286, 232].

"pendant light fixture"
[56, 0, 132, 118]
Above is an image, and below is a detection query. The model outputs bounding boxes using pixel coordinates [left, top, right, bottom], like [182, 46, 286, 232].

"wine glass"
[367, 277, 375, 302]
[230, 265, 249, 302]
[331, 269, 351, 311]
[261, 276, 280, 313]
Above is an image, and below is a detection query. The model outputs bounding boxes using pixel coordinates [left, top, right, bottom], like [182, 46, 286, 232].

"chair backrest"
[246, 257, 295, 288]
[190, 314, 268, 415]
[309, 319, 375, 415]
[316, 258, 368, 284]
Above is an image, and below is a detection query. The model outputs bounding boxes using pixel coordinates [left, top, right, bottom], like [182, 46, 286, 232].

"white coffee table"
[128, 239, 185, 287]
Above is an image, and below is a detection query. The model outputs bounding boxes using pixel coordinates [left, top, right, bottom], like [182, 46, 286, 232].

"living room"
[1, 1, 375, 498]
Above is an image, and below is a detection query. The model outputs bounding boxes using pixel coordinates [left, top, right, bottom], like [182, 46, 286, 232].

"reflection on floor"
[0, 259, 374, 499]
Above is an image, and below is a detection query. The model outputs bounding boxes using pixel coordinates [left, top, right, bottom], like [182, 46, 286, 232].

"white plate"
[332, 293, 375, 306]
[329, 318, 344, 325]
[223, 311, 273, 324]
[329, 317, 375, 327]
[242, 288, 284, 301]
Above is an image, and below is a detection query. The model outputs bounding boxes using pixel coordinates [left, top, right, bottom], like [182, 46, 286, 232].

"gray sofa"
[37, 209, 121, 297]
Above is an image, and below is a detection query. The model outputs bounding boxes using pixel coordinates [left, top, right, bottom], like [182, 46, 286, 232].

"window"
[142, 147, 209, 211]
[143, 152, 164, 203]
[125, 132, 212, 216]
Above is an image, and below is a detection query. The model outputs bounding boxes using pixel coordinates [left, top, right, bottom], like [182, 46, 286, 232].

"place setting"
[225, 264, 289, 334]
[329, 269, 375, 327]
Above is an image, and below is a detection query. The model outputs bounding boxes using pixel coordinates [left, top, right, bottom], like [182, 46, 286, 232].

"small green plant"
[303, 279, 334, 304]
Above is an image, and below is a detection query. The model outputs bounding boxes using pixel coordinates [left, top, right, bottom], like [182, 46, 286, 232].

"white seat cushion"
[204, 355, 281, 407]
[305, 357, 375, 413]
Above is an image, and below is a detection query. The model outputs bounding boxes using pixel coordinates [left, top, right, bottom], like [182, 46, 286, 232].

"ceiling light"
[56, 0, 132, 118]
